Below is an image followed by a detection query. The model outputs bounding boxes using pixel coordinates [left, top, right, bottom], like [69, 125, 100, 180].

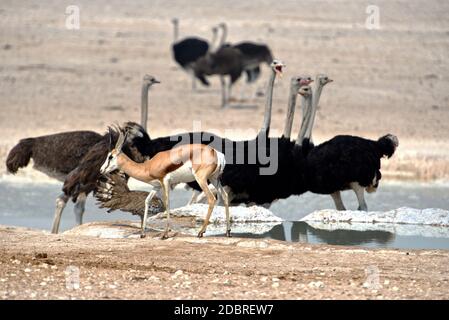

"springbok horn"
[115, 129, 128, 152]
[108, 127, 113, 150]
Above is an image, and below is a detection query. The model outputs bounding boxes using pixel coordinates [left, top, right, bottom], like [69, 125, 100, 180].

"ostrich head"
[143, 74, 160, 86]
[290, 75, 313, 92]
[298, 85, 312, 98]
[100, 129, 128, 174]
[271, 60, 285, 77]
[316, 74, 333, 86]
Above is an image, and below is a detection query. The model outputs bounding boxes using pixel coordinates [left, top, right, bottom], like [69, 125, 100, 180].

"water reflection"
[233, 221, 395, 247]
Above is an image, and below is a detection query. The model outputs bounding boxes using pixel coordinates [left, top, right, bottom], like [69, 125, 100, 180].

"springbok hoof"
[197, 231, 205, 238]
[140, 233, 146, 239]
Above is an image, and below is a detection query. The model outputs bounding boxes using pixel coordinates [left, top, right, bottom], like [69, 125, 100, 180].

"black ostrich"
[5, 122, 161, 233]
[291, 74, 399, 211]
[218, 22, 273, 86]
[192, 45, 245, 108]
[171, 18, 218, 90]
[305, 134, 398, 211]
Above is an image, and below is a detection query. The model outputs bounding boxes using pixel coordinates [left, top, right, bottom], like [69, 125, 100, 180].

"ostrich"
[5, 122, 160, 234]
[100, 130, 229, 238]
[217, 22, 274, 88]
[171, 18, 218, 90]
[192, 45, 244, 108]
[305, 133, 399, 211]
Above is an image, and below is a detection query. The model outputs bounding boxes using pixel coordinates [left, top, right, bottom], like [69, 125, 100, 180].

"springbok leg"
[196, 178, 217, 238]
[216, 181, 231, 237]
[160, 178, 172, 239]
[142, 189, 157, 238]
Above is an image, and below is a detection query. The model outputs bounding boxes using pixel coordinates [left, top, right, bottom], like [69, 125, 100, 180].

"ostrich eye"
[108, 155, 113, 160]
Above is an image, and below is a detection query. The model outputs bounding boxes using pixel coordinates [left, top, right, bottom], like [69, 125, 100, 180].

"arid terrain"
[1, 224, 448, 300]
[1, 0, 449, 300]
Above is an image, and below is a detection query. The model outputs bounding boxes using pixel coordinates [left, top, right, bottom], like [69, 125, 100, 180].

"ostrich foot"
[155, 230, 177, 240]
[226, 229, 232, 237]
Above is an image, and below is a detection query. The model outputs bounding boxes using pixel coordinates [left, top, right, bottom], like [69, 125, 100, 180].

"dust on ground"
[0, 224, 448, 299]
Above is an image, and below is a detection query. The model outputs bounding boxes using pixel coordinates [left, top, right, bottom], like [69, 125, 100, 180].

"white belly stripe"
[166, 160, 196, 187]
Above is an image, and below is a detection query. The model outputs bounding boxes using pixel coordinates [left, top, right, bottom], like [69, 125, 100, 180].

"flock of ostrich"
[5, 19, 399, 239]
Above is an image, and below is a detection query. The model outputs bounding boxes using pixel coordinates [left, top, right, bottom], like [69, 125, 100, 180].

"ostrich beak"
[275, 66, 284, 78]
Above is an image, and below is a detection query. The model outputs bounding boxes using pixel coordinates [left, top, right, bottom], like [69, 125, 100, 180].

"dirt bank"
[0, 224, 448, 299]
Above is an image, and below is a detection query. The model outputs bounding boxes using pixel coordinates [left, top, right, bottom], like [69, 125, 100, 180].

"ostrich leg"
[350, 182, 368, 211]
[191, 72, 197, 91]
[220, 76, 227, 108]
[52, 193, 69, 234]
[330, 191, 346, 211]
[74, 192, 87, 225]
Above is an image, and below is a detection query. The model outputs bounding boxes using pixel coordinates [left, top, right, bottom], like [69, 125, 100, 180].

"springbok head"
[270, 60, 285, 77]
[100, 128, 128, 175]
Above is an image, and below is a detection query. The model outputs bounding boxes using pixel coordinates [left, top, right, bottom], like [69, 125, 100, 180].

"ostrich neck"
[173, 22, 179, 42]
[282, 84, 298, 138]
[305, 84, 324, 141]
[295, 93, 313, 145]
[219, 25, 227, 46]
[313, 84, 324, 111]
[141, 83, 150, 132]
[260, 70, 276, 134]
[210, 31, 218, 51]
[118, 153, 153, 183]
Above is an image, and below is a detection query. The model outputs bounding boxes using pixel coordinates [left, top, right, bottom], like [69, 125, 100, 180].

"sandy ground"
[0, 224, 448, 300]
[0, 0, 449, 180]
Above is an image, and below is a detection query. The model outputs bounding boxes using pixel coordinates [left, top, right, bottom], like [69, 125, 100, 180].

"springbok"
[100, 129, 229, 239]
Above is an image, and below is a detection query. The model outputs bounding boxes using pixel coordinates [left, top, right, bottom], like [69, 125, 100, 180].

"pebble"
[272, 282, 280, 288]
[308, 281, 325, 289]
[24, 268, 32, 273]
[172, 270, 183, 279]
